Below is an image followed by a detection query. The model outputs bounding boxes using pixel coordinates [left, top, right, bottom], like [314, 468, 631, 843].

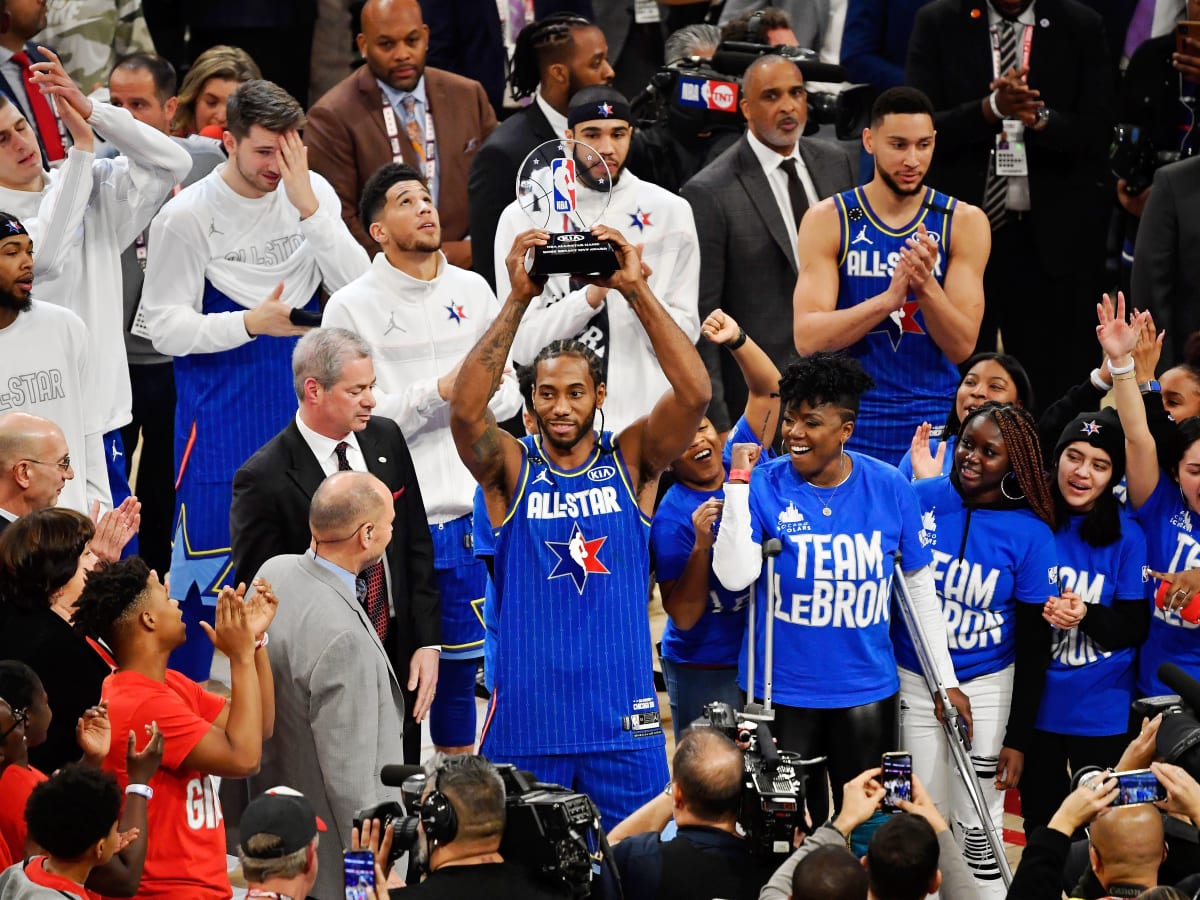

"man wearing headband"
[493, 85, 701, 432]
[0, 51, 190, 517]
[0, 211, 108, 519]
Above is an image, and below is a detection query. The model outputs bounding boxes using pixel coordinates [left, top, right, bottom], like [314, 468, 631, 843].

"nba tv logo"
[552, 158, 577, 213]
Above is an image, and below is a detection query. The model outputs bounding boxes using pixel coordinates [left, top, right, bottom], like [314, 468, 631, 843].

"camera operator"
[762, 768, 978, 900]
[625, 24, 743, 195]
[1114, 0, 1200, 308]
[608, 729, 777, 900]
[375, 754, 569, 900]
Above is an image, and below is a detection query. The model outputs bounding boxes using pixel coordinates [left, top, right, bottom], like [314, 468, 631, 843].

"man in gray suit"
[1133, 155, 1200, 370]
[681, 54, 856, 432]
[250, 471, 407, 900]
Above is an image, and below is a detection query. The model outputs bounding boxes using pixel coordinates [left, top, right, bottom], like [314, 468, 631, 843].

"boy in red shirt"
[71, 558, 277, 899]
[0, 765, 124, 899]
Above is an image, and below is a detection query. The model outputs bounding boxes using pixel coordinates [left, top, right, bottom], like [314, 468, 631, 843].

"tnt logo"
[551, 158, 576, 214]
[677, 77, 739, 112]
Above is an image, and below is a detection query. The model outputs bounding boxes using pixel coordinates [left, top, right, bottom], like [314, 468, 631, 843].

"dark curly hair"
[778, 352, 875, 421]
[26, 764, 121, 859]
[958, 402, 1055, 529]
[0, 508, 93, 611]
[72, 557, 152, 647]
[0, 660, 41, 711]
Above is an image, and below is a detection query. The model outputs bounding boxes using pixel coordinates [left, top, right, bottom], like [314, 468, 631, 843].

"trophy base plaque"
[528, 233, 620, 277]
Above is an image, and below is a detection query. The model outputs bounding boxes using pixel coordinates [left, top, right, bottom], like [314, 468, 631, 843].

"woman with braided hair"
[894, 400, 1058, 899]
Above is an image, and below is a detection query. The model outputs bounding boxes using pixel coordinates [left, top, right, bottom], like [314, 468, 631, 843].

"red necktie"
[337, 441, 389, 643]
[12, 51, 65, 162]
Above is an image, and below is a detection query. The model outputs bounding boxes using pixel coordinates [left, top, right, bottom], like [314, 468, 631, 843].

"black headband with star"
[0, 211, 28, 240]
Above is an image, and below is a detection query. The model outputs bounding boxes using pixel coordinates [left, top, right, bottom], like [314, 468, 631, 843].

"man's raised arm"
[597, 226, 711, 488]
[450, 230, 548, 513]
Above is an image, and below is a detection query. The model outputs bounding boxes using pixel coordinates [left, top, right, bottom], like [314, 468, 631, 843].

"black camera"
[692, 701, 821, 859]
[632, 41, 871, 141]
[1110, 123, 1183, 196]
[1132, 663, 1200, 783]
[352, 800, 420, 864]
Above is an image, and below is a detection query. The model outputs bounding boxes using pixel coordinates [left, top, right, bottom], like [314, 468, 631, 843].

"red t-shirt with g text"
[101, 669, 229, 900]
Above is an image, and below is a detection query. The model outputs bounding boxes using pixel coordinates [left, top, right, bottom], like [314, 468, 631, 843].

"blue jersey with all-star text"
[1036, 512, 1148, 736]
[482, 433, 663, 755]
[1132, 475, 1200, 696]
[895, 476, 1059, 681]
[740, 451, 930, 708]
[835, 186, 961, 466]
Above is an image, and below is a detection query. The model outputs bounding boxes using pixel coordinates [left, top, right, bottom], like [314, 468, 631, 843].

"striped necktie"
[981, 21, 1020, 231]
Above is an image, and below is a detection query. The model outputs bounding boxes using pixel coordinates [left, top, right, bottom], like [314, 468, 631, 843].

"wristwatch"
[1139, 379, 1161, 394]
[1034, 107, 1050, 129]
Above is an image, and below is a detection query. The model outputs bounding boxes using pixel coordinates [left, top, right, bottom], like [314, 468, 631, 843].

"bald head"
[0, 412, 72, 514]
[310, 471, 390, 539]
[673, 729, 744, 823]
[359, 0, 429, 92]
[1090, 805, 1165, 887]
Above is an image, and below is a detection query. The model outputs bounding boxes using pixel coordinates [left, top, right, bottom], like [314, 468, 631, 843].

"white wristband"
[255, 632, 269, 650]
[988, 90, 1004, 120]
[1107, 358, 1136, 376]
[1090, 367, 1111, 392]
[125, 783, 153, 800]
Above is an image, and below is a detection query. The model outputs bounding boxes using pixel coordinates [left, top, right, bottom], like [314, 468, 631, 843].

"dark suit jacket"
[1132, 155, 1200, 368]
[468, 102, 558, 290]
[0, 516, 9, 537]
[419, 0, 507, 113]
[680, 135, 856, 431]
[305, 64, 497, 257]
[229, 416, 440, 671]
[906, 0, 1113, 274]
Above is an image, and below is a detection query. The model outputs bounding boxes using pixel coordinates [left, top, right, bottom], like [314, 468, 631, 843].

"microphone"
[1158, 662, 1200, 710]
[381, 764, 425, 787]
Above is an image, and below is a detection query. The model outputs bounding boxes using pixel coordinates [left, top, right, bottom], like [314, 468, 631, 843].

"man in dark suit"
[306, 0, 497, 266]
[681, 55, 856, 433]
[1133, 155, 1200, 368]
[230, 327, 440, 763]
[467, 12, 614, 290]
[907, 0, 1113, 405]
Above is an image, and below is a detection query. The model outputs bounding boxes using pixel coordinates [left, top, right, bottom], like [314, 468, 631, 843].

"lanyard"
[381, 96, 437, 186]
[990, 22, 1034, 80]
[133, 184, 182, 271]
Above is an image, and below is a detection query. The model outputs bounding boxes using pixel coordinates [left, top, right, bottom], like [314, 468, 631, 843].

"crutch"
[743, 538, 782, 722]
[891, 553, 1013, 888]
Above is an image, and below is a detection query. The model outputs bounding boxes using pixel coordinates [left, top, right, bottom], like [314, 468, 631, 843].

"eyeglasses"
[20, 456, 71, 472]
[0, 706, 28, 742]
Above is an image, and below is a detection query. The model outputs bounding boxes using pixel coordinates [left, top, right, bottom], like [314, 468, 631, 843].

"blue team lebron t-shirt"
[1036, 512, 1148, 736]
[1132, 474, 1200, 696]
[739, 451, 931, 708]
[895, 476, 1059, 681]
[834, 186, 961, 466]
[483, 433, 663, 755]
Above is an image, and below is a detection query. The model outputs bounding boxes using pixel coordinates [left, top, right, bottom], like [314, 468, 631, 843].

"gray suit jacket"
[1132, 154, 1200, 369]
[680, 134, 856, 430]
[248, 553, 406, 900]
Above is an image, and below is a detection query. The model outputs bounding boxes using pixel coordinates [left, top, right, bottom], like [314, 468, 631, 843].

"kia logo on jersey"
[588, 465, 616, 482]
[551, 158, 577, 213]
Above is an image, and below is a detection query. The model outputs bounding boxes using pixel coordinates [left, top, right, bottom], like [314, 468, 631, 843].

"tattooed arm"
[450, 229, 549, 523]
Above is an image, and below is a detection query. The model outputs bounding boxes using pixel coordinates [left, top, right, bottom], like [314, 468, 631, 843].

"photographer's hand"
[1048, 775, 1118, 836]
[832, 768, 885, 836]
[1116, 714, 1162, 772]
[1152, 761, 1200, 823]
[896, 773, 949, 833]
[351, 817, 395, 881]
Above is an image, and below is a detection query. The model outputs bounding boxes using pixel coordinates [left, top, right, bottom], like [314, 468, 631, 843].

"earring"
[1001, 471, 1025, 501]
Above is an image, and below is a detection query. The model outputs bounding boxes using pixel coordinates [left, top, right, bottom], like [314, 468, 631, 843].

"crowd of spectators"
[2, 0, 1200, 898]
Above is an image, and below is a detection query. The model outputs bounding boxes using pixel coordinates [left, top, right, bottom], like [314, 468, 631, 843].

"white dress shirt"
[295, 412, 365, 476]
[745, 129, 820, 268]
[535, 88, 569, 140]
